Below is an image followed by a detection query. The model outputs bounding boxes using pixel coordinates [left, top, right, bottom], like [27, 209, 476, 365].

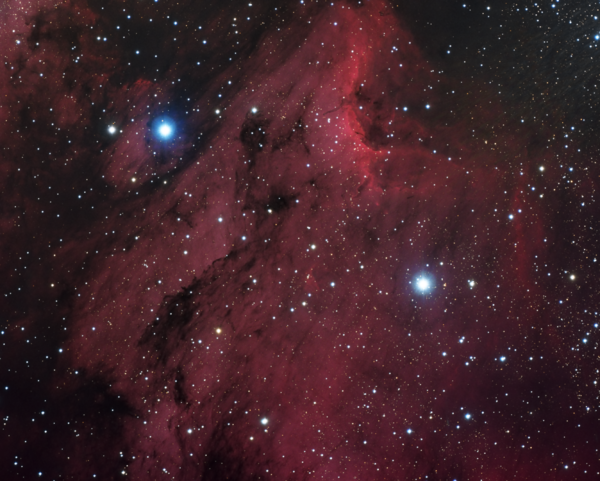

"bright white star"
[158, 123, 172, 137]
[416, 277, 431, 291]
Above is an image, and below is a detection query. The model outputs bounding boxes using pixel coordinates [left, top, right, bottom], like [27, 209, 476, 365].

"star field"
[1, 0, 600, 479]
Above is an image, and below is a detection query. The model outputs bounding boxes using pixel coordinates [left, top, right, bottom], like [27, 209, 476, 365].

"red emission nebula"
[2, 0, 600, 479]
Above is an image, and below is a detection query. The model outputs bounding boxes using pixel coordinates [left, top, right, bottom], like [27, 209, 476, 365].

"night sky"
[2, 0, 600, 479]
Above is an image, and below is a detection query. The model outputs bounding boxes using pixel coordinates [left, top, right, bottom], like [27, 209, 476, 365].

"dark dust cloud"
[2, 0, 600, 479]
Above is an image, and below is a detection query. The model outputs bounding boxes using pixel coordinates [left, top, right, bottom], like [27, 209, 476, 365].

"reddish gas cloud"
[1, 0, 599, 479]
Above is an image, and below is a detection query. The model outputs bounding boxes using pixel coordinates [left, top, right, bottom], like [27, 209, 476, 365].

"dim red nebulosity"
[1, 0, 600, 479]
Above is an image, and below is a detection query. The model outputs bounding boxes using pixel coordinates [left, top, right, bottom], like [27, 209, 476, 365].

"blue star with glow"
[413, 274, 434, 293]
[153, 117, 175, 140]
[158, 123, 172, 137]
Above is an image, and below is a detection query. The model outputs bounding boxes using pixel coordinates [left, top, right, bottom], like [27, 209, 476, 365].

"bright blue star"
[414, 274, 434, 293]
[153, 118, 175, 139]
[158, 123, 172, 137]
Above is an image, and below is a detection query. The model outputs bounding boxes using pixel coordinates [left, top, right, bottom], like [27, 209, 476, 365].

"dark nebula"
[2, 0, 600, 479]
